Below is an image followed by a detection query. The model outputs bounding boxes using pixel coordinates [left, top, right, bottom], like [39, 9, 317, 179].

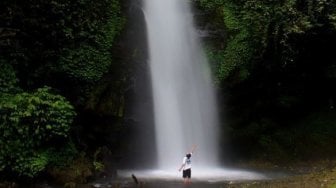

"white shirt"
[182, 153, 192, 170]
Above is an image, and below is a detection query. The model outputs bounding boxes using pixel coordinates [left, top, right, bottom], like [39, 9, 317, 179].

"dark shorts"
[182, 168, 191, 178]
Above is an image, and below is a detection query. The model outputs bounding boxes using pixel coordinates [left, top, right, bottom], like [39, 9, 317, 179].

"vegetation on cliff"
[0, 0, 125, 181]
[196, 0, 336, 162]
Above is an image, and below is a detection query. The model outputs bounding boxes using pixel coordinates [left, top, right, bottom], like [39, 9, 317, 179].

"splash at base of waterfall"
[117, 167, 267, 182]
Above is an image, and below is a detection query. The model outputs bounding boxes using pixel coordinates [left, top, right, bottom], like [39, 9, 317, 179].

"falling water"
[143, 0, 219, 169]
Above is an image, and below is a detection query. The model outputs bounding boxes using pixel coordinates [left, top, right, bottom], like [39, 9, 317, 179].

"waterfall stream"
[143, 0, 219, 169]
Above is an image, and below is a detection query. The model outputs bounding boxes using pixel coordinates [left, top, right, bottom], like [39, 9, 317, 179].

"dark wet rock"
[34, 183, 54, 188]
[91, 183, 102, 188]
[0, 183, 5, 188]
[64, 182, 76, 188]
[48, 156, 93, 185]
[0, 182, 18, 188]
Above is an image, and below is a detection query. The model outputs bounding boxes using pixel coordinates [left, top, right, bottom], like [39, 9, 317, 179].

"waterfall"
[119, 1, 266, 181]
[143, 0, 219, 169]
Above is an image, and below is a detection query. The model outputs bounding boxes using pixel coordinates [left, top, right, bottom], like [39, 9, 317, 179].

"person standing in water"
[178, 145, 197, 185]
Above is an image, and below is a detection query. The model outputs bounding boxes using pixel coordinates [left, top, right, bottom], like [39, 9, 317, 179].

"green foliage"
[198, 0, 263, 82]
[60, 45, 112, 82]
[0, 62, 20, 94]
[10, 143, 78, 177]
[197, 0, 224, 10]
[206, 43, 251, 83]
[291, 112, 336, 157]
[13, 152, 49, 178]
[0, 0, 126, 177]
[0, 87, 76, 177]
[45, 141, 78, 167]
[1, 0, 125, 104]
[233, 112, 336, 162]
[197, 0, 336, 162]
[93, 148, 105, 172]
[0, 0, 127, 180]
[58, 0, 125, 83]
[93, 161, 104, 172]
[196, 0, 336, 83]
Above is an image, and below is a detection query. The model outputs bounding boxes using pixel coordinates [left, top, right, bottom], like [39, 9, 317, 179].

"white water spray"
[143, 0, 219, 169]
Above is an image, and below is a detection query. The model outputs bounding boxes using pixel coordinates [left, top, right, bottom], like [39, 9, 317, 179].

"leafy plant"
[0, 87, 76, 177]
[93, 147, 105, 172]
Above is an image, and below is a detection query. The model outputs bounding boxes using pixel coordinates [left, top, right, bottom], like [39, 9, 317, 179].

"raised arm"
[190, 145, 197, 154]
